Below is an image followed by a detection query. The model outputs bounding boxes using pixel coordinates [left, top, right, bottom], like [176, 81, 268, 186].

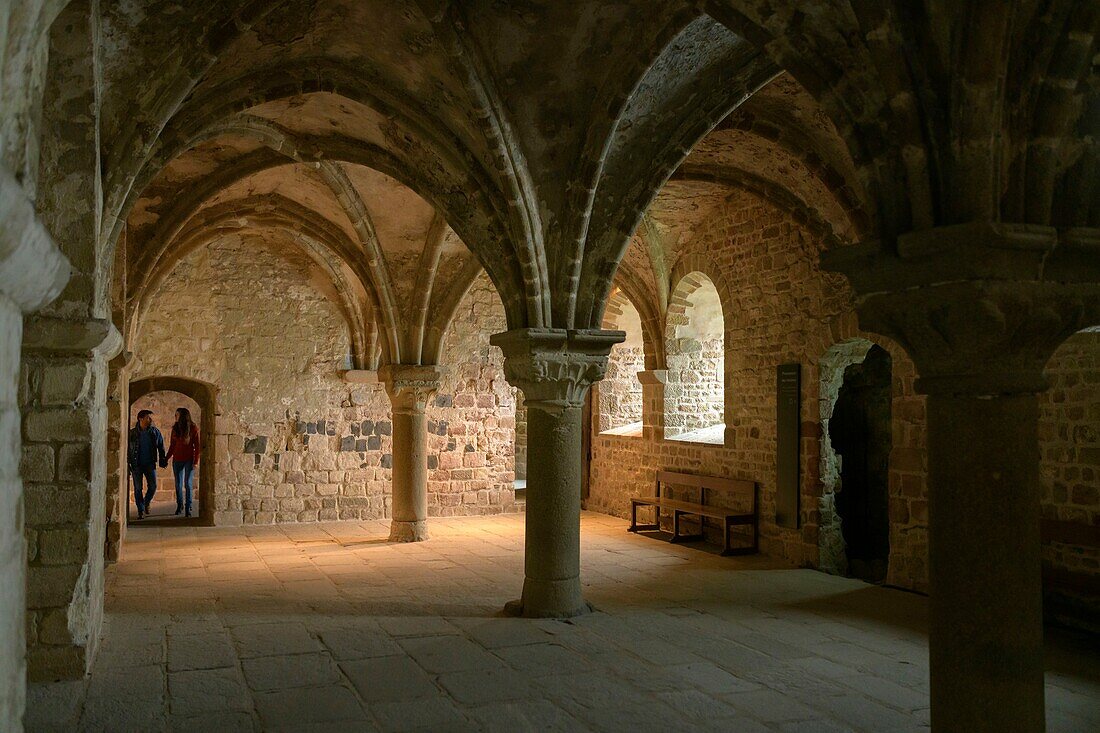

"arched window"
[1040, 326, 1100, 627]
[665, 272, 724, 444]
[597, 289, 645, 436]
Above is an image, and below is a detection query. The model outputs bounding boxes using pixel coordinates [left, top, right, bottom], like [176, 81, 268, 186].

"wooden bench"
[1041, 519, 1100, 596]
[629, 470, 758, 556]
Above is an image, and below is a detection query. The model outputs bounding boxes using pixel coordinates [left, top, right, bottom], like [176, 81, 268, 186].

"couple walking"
[129, 407, 201, 519]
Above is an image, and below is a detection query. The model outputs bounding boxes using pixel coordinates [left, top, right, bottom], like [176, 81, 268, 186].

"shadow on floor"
[128, 514, 208, 528]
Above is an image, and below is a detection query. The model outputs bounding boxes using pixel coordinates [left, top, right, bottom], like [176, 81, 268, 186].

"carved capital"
[0, 165, 70, 313]
[823, 223, 1100, 396]
[379, 364, 442, 413]
[490, 328, 625, 413]
[857, 282, 1097, 395]
[23, 315, 123, 361]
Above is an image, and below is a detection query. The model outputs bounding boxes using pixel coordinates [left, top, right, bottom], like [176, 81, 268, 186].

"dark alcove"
[828, 345, 893, 583]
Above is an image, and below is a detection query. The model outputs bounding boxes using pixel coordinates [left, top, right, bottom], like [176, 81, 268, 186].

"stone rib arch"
[700, 1, 931, 233]
[421, 255, 488, 367]
[128, 199, 380, 369]
[608, 263, 666, 372]
[421, 8, 550, 329]
[576, 19, 779, 330]
[105, 66, 530, 327]
[116, 120, 526, 332]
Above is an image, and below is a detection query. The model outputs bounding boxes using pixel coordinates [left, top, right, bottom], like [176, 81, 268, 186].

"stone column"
[21, 316, 121, 681]
[379, 365, 442, 542]
[104, 351, 134, 562]
[637, 369, 667, 441]
[0, 168, 69, 733]
[490, 328, 624, 618]
[825, 223, 1100, 733]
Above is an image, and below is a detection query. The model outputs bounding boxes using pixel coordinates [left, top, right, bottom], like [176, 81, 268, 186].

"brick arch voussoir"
[666, 254, 735, 340]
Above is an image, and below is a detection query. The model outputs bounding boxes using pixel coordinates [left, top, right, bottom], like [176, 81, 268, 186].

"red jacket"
[166, 424, 201, 464]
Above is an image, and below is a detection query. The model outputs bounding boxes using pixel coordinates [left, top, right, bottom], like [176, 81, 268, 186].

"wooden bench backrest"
[1041, 519, 1100, 547]
[656, 470, 757, 510]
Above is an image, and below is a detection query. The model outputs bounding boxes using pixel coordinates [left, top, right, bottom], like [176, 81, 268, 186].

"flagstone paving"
[25, 512, 1100, 732]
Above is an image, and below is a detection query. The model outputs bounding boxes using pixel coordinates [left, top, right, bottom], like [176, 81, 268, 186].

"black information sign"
[776, 363, 801, 529]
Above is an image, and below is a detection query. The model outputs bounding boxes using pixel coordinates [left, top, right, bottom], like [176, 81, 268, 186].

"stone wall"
[597, 295, 644, 434]
[133, 238, 517, 525]
[426, 274, 519, 514]
[588, 190, 930, 591]
[1040, 328, 1100, 624]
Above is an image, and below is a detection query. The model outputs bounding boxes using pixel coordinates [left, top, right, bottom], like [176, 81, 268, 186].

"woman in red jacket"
[165, 407, 200, 517]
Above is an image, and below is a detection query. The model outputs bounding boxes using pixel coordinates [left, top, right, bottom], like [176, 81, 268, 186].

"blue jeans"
[132, 464, 156, 513]
[173, 461, 195, 512]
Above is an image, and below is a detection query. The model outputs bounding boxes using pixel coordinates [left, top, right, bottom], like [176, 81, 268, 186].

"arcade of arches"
[1, 2, 1099, 731]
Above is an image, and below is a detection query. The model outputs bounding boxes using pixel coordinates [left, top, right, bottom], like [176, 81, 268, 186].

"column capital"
[0, 166, 70, 313]
[378, 364, 443, 412]
[490, 328, 625, 413]
[822, 222, 1100, 293]
[871, 282, 1098, 395]
[22, 315, 123, 361]
[825, 229, 1100, 395]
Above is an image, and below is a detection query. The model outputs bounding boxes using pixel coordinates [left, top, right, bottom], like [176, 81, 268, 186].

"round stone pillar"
[823, 222, 1100, 733]
[490, 328, 624, 618]
[925, 387, 1044, 731]
[379, 365, 442, 543]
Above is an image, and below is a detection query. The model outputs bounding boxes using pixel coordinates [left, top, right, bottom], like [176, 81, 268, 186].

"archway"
[822, 343, 893, 583]
[128, 376, 217, 526]
[665, 271, 725, 443]
[597, 289, 645, 436]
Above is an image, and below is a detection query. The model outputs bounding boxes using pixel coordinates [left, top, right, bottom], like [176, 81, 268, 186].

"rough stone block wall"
[589, 190, 930, 591]
[426, 274, 518, 514]
[134, 239, 517, 525]
[665, 339, 724, 438]
[20, 348, 110, 680]
[597, 342, 645, 433]
[1040, 328, 1100, 622]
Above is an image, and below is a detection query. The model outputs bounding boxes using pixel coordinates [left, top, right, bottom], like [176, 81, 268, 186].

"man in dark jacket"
[129, 409, 166, 519]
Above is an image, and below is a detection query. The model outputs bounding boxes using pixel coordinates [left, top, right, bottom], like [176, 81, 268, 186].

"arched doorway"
[128, 376, 217, 525]
[824, 344, 893, 583]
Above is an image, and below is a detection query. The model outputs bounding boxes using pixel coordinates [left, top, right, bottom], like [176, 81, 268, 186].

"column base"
[388, 520, 429, 543]
[502, 578, 593, 618]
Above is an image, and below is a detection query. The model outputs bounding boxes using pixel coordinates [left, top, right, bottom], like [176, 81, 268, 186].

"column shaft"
[380, 365, 441, 543]
[388, 400, 430, 542]
[927, 392, 1044, 732]
[519, 403, 586, 616]
[491, 328, 624, 618]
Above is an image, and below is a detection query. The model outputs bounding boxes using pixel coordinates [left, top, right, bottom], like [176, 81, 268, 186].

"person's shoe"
[136, 509, 143, 520]
[185, 509, 192, 518]
[174, 506, 182, 516]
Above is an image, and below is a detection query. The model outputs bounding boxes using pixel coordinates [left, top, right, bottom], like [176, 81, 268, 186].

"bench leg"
[629, 502, 636, 532]
[672, 510, 680, 543]
[722, 518, 733, 556]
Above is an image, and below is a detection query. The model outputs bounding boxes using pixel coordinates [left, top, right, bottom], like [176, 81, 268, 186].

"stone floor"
[25, 512, 1100, 732]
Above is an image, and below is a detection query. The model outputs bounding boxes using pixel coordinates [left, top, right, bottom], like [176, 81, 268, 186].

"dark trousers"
[132, 464, 157, 512]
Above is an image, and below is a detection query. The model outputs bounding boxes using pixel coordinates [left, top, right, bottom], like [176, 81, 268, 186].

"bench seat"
[629, 471, 758, 556]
